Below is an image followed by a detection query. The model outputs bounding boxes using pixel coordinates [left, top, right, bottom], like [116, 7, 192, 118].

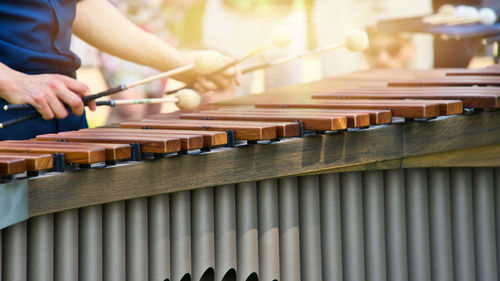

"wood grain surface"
[124, 119, 279, 140]
[0, 153, 52, 171]
[203, 108, 371, 128]
[0, 157, 26, 175]
[180, 112, 348, 131]
[313, 90, 499, 109]
[36, 133, 184, 153]
[388, 76, 500, 87]
[0, 141, 106, 164]
[82, 128, 228, 147]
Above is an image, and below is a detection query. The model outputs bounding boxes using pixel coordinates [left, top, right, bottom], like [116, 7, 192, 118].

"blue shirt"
[0, 0, 88, 140]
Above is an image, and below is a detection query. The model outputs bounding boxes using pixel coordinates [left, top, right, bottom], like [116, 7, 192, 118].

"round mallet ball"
[479, 7, 498, 25]
[454, 5, 478, 19]
[344, 29, 370, 52]
[174, 89, 201, 110]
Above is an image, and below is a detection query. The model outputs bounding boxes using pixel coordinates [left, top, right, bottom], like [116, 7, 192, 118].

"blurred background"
[71, 0, 499, 127]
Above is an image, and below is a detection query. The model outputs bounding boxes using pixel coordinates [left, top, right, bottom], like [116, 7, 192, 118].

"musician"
[0, 0, 239, 140]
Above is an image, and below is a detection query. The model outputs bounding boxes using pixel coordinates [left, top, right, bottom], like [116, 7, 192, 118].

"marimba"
[1, 67, 499, 281]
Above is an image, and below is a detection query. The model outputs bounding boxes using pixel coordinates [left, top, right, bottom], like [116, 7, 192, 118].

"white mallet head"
[194, 50, 224, 74]
[344, 29, 370, 52]
[479, 7, 498, 25]
[271, 26, 293, 49]
[454, 5, 479, 19]
[438, 4, 455, 16]
[466, 6, 480, 19]
[174, 89, 201, 110]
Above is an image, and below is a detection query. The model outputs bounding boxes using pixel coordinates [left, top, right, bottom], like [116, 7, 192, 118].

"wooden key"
[324, 99, 463, 116]
[144, 115, 300, 138]
[123, 119, 278, 141]
[255, 99, 457, 118]
[207, 108, 369, 128]
[78, 129, 218, 148]
[0, 157, 26, 176]
[33, 140, 131, 161]
[180, 112, 348, 131]
[81, 128, 228, 147]
[0, 141, 106, 164]
[314, 88, 500, 108]
[352, 86, 500, 93]
[337, 69, 449, 80]
[212, 108, 373, 128]
[446, 69, 500, 76]
[251, 106, 392, 125]
[388, 76, 500, 87]
[67, 131, 202, 151]
[50, 131, 201, 152]
[0, 152, 53, 171]
[36, 133, 184, 153]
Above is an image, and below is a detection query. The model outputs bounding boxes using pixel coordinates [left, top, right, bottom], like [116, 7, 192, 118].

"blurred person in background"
[363, 27, 417, 69]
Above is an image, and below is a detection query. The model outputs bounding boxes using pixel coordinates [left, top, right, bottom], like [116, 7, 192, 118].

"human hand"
[192, 56, 242, 93]
[0, 67, 97, 120]
[177, 51, 241, 94]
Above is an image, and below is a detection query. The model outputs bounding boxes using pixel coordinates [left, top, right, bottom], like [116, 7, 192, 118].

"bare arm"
[74, 0, 190, 78]
[73, 0, 240, 90]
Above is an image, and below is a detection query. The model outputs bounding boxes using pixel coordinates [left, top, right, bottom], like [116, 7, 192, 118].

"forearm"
[74, 0, 240, 92]
[0, 63, 25, 101]
[73, 0, 188, 72]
